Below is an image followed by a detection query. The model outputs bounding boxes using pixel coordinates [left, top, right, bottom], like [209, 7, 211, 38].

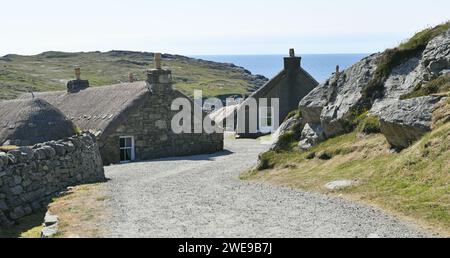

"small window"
[259, 107, 274, 133]
[120, 136, 135, 163]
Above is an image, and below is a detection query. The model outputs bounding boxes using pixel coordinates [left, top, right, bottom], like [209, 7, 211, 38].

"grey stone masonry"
[0, 133, 105, 227]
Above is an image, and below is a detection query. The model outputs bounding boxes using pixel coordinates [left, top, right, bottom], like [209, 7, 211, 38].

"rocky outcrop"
[299, 54, 380, 138]
[371, 29, 450, 114]
[0, 133, 105, 227]
[297, 28, 450, 150]
[422, 30, 450, 76]
[377, 96, 447, 150]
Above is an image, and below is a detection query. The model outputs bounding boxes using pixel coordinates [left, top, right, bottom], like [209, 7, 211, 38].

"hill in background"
[0, 51, 268, 100]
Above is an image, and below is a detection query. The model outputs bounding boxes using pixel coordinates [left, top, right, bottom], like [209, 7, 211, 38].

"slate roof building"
[211, 49, 319, 138]
[14, 54, 223, 165]
[0, 98, 76, 146]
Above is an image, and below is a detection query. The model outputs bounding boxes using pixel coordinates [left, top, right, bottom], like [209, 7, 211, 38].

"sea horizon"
[191, 53, 370, 83]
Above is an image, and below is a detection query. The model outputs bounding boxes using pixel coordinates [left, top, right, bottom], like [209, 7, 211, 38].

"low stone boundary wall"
[0, 133, 105, 227]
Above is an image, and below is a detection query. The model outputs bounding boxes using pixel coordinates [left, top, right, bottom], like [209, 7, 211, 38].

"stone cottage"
[21, 54, 224, 165]
[210, 49, 319, 138]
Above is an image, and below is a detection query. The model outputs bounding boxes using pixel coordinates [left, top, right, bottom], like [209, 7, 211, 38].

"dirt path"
[102, 139, 427, 238]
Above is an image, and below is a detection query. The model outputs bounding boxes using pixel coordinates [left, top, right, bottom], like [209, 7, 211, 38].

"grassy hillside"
[242, 120, 450, 235]
[0, 51, 267, 100]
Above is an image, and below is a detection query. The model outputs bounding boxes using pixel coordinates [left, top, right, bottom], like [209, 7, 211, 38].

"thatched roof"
[21, 82, 149, 133]
[0, 98, 76, 146]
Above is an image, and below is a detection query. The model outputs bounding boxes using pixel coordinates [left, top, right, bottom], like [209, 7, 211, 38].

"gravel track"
[103, 139, 427, 238]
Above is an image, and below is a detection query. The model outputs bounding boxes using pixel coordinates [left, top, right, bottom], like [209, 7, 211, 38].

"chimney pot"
[67, 65, 89, 93]
[74, 66, 81, 80]
[289, 48, 295, 57]
[154, 53, 162, 69]
[129, 73, 134, 82]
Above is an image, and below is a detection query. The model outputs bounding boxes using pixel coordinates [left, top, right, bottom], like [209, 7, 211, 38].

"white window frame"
[259, 106, 274, 134]
[119, 136, 135, 163]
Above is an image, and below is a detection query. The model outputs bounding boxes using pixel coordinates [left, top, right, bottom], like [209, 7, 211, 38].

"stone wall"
[0, 133, 105, 227]
[99, 89, 224, 165]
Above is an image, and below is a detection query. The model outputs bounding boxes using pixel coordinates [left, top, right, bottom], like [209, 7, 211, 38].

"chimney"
[154, 53, 162, 69]
[129, 73, 134, 82]
[75, 66, 81, 80]
[284, 48, 301, 73]
[67, 66, 89, 93]
[146, 53, 172, 94]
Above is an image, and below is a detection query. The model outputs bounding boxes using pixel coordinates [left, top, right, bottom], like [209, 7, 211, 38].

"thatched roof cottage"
[0, 98, 76, 146]
[18, 54, 224, 165]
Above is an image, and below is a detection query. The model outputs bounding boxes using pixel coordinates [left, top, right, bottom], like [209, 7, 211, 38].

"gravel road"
[103, 139, 427, 238]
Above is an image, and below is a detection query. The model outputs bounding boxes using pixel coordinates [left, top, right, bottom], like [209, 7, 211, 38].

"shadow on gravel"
[128, 150, 235, 164]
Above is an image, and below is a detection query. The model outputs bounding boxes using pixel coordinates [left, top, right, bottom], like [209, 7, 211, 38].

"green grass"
[242, 123, 450, 234]
[356, 112, 381, 134]
[401, 74, 450, 100]
[0, 211, 45, 238]
[0, 51, 264, 100]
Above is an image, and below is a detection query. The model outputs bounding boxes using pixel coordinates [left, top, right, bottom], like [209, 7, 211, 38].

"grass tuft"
[401, 74, 450, 100]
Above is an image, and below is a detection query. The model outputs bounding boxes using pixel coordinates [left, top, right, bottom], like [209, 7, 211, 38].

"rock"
[298, 123, 326, 150]
[10, 185, 24, 195]
[270, 117, 303, 151]
[0, 210, 14, 227]
[422, 29, 450, 75]
[41, 224, 58, 238]
[377, 96, 446, 150]
[305, 152, 316, 160]
[0, 152, 9, 168]
[297, 28, 450, 147]
[44, 212, 58, 227]
[325, 180, 357, 191]
[0, 200, 8, 211]
[10, 206, 25, 219]
[299, 54, 380, 138]
[317, 151, 333, 160]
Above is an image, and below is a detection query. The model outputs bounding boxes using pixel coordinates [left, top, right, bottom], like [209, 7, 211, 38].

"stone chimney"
[128, 73, 134, 83]
[67, 66, 89, 93]
[146, 53, 173, 94]
[284, 48, 301, 73]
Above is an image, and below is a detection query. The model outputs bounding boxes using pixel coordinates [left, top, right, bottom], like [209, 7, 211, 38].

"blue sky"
[0, 0, 449, 55]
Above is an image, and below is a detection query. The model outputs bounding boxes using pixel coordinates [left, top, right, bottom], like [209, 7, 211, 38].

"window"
[259, 106, 274, 133]
[120, 136, 135, 163]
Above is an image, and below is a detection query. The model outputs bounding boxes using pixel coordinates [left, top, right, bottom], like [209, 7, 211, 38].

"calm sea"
[192, 54, 369, 83]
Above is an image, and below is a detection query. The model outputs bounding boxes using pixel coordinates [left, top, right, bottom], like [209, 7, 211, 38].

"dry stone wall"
[0, 133, 105, 227]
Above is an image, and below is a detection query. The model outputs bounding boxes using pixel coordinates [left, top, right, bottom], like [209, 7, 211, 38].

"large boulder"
[299, 53, 380, 138]
[377, 96, 447, 150]
[298, 28, 450, 149]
